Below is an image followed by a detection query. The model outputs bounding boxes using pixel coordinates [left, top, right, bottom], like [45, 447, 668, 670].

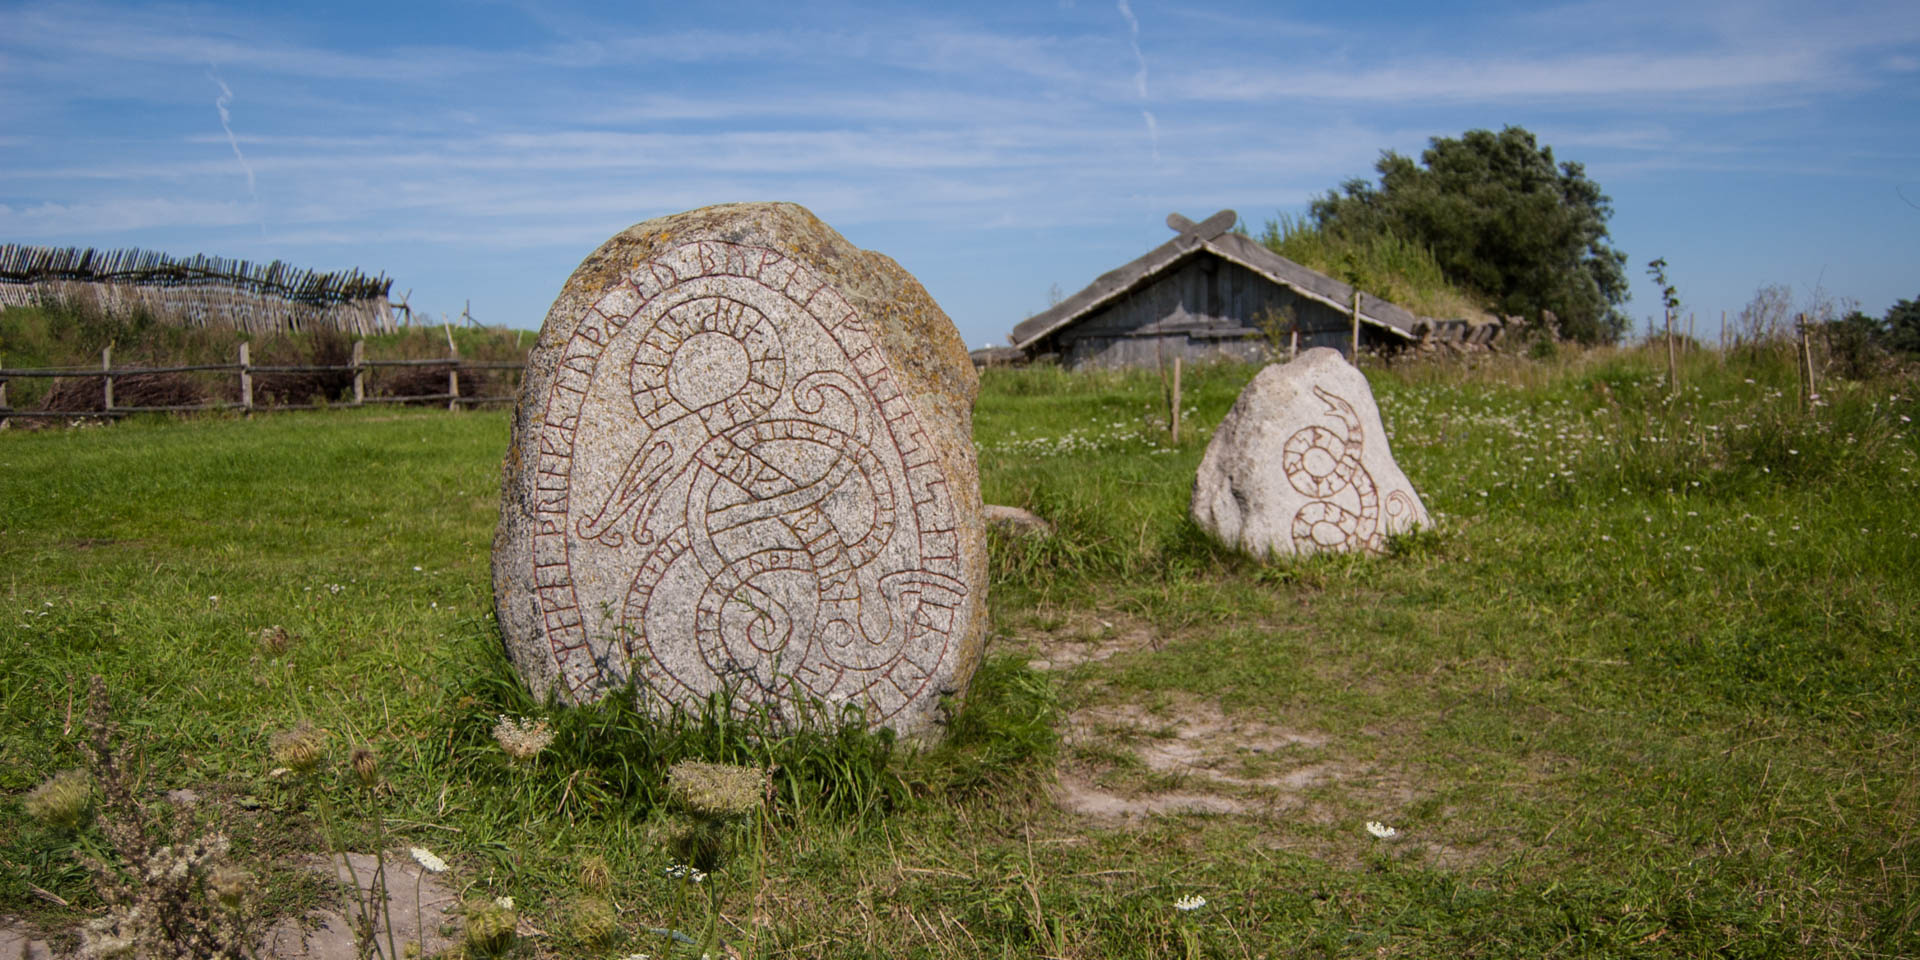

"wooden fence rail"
[0, 340, 527, 420]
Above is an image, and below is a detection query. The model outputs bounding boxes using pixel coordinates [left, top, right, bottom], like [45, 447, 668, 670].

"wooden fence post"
[1349, 291, 1361, 360]
[446, 341, 461, 412]
[1666, 304, 1678, 396]
[351, 339, 365, 406]
[239, 341, 253, 413]
[1800, 315, 1816, 407]
[102, 345, 114, 413]
[1170, 355, 1183, 445]
[0, 377, 8, 410]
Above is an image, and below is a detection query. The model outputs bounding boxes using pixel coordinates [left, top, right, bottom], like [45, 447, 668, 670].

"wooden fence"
[0, 244, 398, 336]
[0, 341, 526, 420]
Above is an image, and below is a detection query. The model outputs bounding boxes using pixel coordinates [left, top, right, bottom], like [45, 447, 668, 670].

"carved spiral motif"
[1281, 386, 1412, 553]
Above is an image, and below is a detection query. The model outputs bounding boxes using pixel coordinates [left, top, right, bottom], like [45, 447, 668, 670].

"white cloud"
[0, 198, 258, 234]
[1172, 48, 1849, 104]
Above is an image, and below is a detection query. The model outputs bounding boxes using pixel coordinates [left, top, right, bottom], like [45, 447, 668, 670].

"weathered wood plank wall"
[1051, 257, 1385, 369]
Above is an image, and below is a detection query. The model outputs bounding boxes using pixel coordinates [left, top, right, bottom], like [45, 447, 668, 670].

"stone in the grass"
[494, 202, 987, 739]
[1190, 347, 1429, 557]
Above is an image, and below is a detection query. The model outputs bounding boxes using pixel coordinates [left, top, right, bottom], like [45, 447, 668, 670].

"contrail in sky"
[1116, 0, 1158, 164]
[208, 67, 258, 200]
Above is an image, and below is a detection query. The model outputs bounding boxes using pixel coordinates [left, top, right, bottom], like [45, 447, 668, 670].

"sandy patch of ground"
[1011, 610, 1169, 671]
[1053, 694, 1429, 835]
[0, 919, 56, 960]
[1053, 693, 1523, 869]
[2, 850, 462, 960]
[263, 851, 463, 960]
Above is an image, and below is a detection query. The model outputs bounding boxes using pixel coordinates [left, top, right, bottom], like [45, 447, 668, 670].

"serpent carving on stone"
[537, 242, 967, 724]
[1282, 386, 1416, 553]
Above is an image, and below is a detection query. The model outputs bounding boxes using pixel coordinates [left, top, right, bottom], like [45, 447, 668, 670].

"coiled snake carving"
[1282, 386, 1415, 553]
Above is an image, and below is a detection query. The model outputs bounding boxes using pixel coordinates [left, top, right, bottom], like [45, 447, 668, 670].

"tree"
[1886, 297, 1920, 355]
[1310, 126, 1630, 343]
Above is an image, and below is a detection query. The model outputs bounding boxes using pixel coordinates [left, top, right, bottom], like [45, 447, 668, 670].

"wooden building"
[1007, 210, 1429, 369]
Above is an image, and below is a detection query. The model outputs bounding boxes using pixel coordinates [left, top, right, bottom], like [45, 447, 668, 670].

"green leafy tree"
[1886, 297, 1920, 355]
[1310, 126, 1630, 343]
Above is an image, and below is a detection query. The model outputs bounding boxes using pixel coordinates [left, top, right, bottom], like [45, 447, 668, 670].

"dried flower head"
[350, 746, 379, 787]
[568, 895, 617, 944]
[666, 761, 767, 819]
[257, 625, 293, 654]
[270, 721, 326, 773]
[463, 897, 517, 953]
[491, 715, 554, 762]
[209, 864, 249, 910]
[577, 853, 612, 894]
[24, 768, 92, 830]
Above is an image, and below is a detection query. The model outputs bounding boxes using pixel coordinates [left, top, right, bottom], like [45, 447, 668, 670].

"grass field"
[2, 343, 1916, 958]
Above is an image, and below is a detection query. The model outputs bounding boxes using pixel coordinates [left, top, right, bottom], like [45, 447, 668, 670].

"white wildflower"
[493, 895, 514, 911]
[1366, 820, 1398, 839]
[410, 846, 448, 874]
[1174, 894, 1207, 912]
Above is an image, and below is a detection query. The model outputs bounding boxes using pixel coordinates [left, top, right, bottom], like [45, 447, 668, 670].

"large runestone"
[494, 203, 986, 739]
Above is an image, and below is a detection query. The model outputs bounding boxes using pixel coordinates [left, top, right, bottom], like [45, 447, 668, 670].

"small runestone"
[1191, 348, 1430, 557]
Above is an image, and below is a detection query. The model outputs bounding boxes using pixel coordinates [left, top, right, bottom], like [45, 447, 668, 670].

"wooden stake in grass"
[101, 344, 113, 413]
[1796, 313, 1816, 412]
[1349, 290, 1361, 360]
[350, 339, 365, 406]
[443, 320, 462, 411]
[238, 341, 253, 413]
[1170, 355, 1182, 446]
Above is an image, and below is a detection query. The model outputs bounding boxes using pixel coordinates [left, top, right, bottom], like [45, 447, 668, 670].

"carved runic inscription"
[1282, 386, 1416, 554]
[528, 241, 966, 723]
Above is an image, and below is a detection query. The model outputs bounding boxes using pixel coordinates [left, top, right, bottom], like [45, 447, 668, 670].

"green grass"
[2, 346, 1917, 957]
[1257, 214, 1492, 325]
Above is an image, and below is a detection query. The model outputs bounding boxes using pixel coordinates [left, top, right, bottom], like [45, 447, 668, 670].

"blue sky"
[2, 0, 1916, 347]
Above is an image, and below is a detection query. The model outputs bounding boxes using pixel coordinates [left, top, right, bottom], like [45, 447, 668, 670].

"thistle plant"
[64, 676, 260, 960]
[661, 760, 771, 957]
